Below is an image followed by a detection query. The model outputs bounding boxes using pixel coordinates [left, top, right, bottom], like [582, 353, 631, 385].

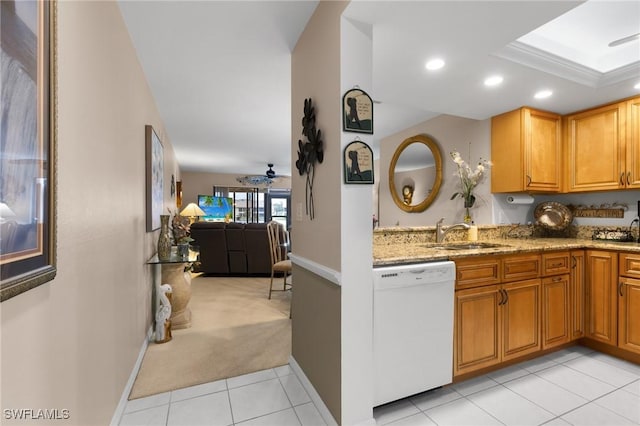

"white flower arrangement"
[449, 148, 491, 212]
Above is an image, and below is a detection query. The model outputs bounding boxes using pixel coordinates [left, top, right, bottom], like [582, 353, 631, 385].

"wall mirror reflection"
[389, 134, 442, 213]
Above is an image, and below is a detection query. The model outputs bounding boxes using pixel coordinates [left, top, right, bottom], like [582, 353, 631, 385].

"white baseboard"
[110, 326, 153, 425]
[289, 356, 339, 426]
[289, 355, 376, 426]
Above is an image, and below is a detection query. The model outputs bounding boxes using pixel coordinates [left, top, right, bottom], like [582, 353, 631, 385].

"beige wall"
[291, 1, 347, 272]
[1, 2, 177, 424]
[290, 265, 342, 422]
[379, 115, 492, 227]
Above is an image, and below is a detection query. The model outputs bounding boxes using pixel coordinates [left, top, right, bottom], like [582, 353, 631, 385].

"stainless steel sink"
[425, 242, 509, 250]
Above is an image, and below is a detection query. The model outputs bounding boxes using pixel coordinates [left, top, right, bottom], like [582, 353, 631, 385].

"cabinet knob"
[526, 175, 532, 187]
[620, 172, 625, 186]
[571, 256, 577, 268]
[627, 172, 632, 186]
[619, 282, 624, 297]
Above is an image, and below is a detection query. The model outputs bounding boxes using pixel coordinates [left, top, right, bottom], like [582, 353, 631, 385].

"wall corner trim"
[289, 356, 339, 426]
[110, 326, 153, 425]
[290, 254, 342, 286]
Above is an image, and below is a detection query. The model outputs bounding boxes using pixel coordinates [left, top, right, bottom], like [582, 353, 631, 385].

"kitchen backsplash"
[373, 223, 640, 246]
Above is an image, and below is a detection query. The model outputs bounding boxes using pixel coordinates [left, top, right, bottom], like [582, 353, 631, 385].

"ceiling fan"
[236, 163, 285, 186]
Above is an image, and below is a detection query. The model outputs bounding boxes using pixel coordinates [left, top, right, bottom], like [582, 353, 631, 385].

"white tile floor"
[120, 346, 640, 426]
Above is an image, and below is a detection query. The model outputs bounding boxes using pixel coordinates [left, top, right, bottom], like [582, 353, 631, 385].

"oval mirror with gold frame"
[389, 134, 442, 213]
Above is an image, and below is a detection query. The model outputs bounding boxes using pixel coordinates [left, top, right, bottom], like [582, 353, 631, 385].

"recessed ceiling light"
[534, 90, 553, 99]
[425, 58, 445, 71]
[635, 82, 640, 90]
[484, 75, 504, 87]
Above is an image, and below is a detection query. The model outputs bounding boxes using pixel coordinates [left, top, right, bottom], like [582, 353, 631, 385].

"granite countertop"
[373, 237, 640, 266]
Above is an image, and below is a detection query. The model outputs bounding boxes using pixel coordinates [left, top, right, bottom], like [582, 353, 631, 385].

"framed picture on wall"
[1, 0, 58, 302]
[145, 125, 164, 232]
[344, 140, 374, 184]
[342, 88, 373, 134]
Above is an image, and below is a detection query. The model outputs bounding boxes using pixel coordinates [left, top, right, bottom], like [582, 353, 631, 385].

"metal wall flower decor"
[295, 98, 323, 220]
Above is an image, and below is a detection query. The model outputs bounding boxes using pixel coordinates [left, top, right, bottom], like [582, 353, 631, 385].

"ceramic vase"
[157, 215, 172, 261]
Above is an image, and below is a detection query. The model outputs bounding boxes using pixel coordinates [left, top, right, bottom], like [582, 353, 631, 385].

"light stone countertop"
[373, 237, 640, 267]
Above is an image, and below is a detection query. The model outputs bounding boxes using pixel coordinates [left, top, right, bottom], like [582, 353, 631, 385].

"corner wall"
[290, 1, 347, 424]
[1, 2, 177, 424]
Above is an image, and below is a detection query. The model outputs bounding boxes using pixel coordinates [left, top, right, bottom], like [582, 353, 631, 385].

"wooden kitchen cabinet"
[454, 254, 541, 376]
[565, 98, 640, 191]
[503, 254, 541, 282]
[502, 279, 541, 360]
[543, 252, 570, 276]
[618, 277, 640, 355]
[618, 252, 640, 355]
[570, 250, 585, 340]
[491, 107, 562, 193]
[585, 250, 618, 345]
[626, 97, 640, 188]
[454, 278, 541, 375]
[454, 285, 502, 375]
[454, 256, 501, 290]
[541, 252, 571, 349]
[542, 274, 570, 349]
[620, 252, 640, 279]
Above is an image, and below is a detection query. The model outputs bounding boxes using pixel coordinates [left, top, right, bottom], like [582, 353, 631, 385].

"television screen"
[197, 195, 234, 222]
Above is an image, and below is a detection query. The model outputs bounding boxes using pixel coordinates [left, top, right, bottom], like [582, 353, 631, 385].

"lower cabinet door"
[502, 279, 541, 361]
[570, 251, 585, 340]
[618, 277, 640, 355]
[454, 285, 501, 376]
[586, 251, 618, 345]
[542, 275, 570, 349]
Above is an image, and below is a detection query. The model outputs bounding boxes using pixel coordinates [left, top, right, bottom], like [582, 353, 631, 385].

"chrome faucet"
[436, 217, 471, 243]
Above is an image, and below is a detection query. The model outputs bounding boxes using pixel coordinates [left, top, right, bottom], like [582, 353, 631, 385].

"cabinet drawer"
[502, 254, 541, 282]
[455, 257, 501, 290]
[542, 252, 571, 276]
[620, 253, 640, 279]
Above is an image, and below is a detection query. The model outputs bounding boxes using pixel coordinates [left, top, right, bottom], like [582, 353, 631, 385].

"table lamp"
[180, 202, 206, 223]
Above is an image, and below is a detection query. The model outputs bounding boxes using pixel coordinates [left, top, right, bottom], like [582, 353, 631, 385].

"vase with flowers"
[170, 209, 194, 259]
[449, 147, 491, 223]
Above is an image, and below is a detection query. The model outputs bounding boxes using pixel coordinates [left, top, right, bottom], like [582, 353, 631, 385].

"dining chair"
[266, 221, 292, 300]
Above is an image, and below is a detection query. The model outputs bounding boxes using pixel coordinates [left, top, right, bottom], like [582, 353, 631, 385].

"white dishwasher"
[373, 261, 456, 406]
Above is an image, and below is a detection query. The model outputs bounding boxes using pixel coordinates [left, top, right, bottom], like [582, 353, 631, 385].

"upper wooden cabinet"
[491, 107, 562, 193]
[626, 97, 640, 188]
[565, 97, 640, 192]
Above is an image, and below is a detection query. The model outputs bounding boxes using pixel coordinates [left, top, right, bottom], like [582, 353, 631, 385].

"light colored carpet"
[129, 275, 291, 400]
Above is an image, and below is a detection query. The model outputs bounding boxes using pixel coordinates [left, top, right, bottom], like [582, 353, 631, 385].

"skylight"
[516, 0, 640, 73]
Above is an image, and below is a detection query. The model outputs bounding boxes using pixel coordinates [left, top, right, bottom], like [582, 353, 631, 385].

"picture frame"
[344, 140, 374, 184]
[145, 125, 164, 232]
[342, 88, 373, 134]
[1, 0, 57, 302]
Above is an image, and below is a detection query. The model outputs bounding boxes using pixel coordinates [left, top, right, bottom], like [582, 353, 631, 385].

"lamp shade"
[0, 202, 16, 220]
[180, 202, 206, 217]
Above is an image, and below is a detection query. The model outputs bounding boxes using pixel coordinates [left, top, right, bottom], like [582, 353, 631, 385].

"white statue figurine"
[155, 283, 173, 343]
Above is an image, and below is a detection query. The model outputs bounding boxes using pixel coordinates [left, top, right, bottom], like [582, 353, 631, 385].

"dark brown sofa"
[189, 222, 273, 276]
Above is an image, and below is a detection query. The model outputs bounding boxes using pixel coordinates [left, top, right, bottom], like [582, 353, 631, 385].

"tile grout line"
[277, 374, 303, 425]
